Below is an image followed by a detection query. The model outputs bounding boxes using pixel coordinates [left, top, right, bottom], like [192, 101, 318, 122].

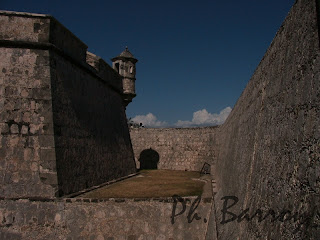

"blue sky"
[1, 0, 294, 127]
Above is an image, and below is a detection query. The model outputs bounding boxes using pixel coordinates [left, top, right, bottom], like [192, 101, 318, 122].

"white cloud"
[131, 113, 167, 127]
[131, 107, 232, 128]
[175, 107, 232, 127]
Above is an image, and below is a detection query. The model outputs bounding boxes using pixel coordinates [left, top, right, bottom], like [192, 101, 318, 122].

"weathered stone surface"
[0, 46, 57, 198]
[213, 0, 320, 239]
[51, 50, 136, 196]
[1, 0, 319, 238]
[130, 127, 218, 171]
[0, 198, 211, 240]
[0, 10, 136, 198]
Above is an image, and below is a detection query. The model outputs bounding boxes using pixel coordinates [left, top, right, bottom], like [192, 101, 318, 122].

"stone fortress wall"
[0, 0, 319, 239]
[0, 11, 136, 198]
[130, 126, 219, 171]
[213, 0, 320, 239]
[0, 197, 212, 240]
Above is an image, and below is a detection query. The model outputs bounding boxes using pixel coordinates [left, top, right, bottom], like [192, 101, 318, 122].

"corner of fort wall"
[0, 10, 136, 198]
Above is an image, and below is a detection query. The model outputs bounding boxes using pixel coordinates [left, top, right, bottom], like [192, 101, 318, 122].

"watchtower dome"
[112, 47, 138, 107]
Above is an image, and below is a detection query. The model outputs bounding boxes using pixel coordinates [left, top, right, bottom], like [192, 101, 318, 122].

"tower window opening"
[115, 63, 120, 73]
[129, 66, 133, 73]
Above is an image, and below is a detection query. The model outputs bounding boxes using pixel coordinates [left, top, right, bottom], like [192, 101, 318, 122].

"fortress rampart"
[0, 0, 319, 239]
[213, 0, 320, 238]
[0, 11, 136, 198]
[0, 197, 212, 239]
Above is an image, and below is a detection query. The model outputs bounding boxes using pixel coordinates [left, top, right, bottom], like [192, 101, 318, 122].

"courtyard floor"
[77, 170, 206, 198]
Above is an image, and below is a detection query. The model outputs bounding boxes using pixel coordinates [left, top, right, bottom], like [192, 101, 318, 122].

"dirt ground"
[78, 170, 205, 198]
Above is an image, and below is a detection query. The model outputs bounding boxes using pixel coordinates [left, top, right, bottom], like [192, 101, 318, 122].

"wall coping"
[0, 196, 212, 203]
[129, 125, 220, 131]
[0, 10, 87, 48]
[0, 10, 124, 95]
[0, 10, 50, 18]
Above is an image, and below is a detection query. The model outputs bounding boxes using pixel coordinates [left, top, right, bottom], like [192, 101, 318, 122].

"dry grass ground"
[79, 170, 205, 198]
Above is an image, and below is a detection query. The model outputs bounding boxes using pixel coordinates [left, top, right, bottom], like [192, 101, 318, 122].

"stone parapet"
[0, 197, 212, 239]
[86, 51, 123, 92]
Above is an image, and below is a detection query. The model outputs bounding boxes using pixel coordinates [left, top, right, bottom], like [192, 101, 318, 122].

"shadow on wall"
[139, 148, 160, 170]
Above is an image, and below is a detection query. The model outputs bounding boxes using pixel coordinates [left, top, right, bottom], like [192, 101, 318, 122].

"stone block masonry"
[213, 0, 320, 239]
[0, 46, 57, 198]
[130, 126, 219, 171]
[0, 197, 212, 239]
[0, 10, 136, 198]
[1, 0, 320, 238]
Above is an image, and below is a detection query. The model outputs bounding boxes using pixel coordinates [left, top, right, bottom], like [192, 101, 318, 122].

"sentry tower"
[112, 47, 138, 107]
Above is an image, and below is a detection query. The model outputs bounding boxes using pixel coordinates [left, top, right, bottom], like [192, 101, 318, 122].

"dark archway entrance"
[138, 148, 160, 170]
